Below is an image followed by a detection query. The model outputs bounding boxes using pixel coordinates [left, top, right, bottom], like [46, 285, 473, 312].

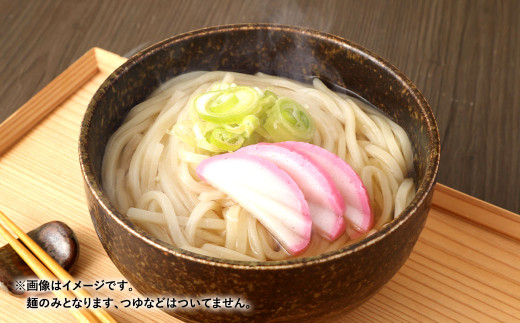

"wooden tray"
[0, 49, 519, 322]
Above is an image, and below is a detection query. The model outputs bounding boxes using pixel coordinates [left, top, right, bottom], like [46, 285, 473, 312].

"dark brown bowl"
[79, 24, 440, 322]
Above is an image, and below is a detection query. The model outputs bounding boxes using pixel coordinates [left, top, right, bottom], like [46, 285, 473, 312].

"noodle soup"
[102, 71, 415, 261]
[82, 24, 440, 322]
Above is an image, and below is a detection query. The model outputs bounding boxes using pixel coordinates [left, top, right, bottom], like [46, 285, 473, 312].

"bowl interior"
[80, 24, 440, 266]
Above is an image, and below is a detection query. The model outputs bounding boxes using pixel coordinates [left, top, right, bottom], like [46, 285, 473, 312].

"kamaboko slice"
[237, 143, 346, 241]
[197, 153, 311, 255]
[277, 141, 373, 237]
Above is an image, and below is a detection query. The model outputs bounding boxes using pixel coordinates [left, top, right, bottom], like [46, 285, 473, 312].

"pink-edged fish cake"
[237, 144, 346, 241]
[276, 141, 373, 237]
[197, 153, 312, 255]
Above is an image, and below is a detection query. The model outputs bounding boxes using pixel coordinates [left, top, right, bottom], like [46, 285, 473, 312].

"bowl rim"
[79, 23, 440, 270]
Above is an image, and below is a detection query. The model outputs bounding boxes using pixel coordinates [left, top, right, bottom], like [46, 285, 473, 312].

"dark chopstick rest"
[0, 221, 79, 296]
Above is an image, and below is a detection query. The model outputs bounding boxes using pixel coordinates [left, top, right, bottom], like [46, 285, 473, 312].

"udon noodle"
[102, 71, 415, 261]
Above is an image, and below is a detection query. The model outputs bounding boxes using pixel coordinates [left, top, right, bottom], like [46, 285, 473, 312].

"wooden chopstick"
[0, 212, 98, 322]
[0, 210, 117, 323]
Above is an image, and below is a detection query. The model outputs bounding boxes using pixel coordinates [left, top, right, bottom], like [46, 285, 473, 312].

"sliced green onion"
[263, 90, 278, 98]
[194, 86, 261, 124]
[208, 128, 245, 151]
[223, 115, 260, 136]
[262, 97, 315, 142]
[254, 124, 273, 141]
[191, 122, 223, 153]
[242, 131, 261, 147]
[208, 82, 235, 91]
[258, 90, 277, 112]
[171, 85, 315, 153]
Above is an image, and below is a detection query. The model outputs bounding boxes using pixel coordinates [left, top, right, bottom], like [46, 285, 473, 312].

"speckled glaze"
[79, 24, 440, 322]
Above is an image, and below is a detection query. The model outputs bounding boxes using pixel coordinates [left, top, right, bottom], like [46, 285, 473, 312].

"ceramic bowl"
[79, 24, 440, 322]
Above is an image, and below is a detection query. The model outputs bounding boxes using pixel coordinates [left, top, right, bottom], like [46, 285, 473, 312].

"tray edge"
[0, 47, 124, 156]
[432, 183, 520, 241]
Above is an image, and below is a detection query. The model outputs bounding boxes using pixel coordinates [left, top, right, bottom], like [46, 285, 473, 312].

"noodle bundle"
[102, 71, 415, 261]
